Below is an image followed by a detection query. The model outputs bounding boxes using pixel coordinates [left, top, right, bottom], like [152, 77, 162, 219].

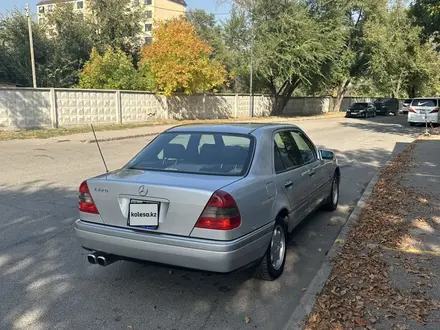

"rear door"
[273, 131, 314, 228]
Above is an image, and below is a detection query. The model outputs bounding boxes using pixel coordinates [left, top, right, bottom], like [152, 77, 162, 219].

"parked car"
[408, 98, 440, 126]
[374, 98, 399, 116]
[400, 99, 413, 114]
[345, 102, 376, 118]
[75, 123, 340, 281]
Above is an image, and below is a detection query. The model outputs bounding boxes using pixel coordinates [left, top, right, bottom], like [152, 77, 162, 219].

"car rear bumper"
[74, 220, 273, 273]
[408, 113, 439, 123]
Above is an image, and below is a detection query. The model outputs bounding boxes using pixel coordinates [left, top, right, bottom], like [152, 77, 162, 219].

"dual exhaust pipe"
[87, 252, 118, 267]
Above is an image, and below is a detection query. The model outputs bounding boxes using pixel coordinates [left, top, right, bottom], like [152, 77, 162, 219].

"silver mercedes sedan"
[75, 123, 340, 281]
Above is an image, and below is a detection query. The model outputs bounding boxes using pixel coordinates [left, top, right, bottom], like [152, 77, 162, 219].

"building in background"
[36, 0, 187, 44]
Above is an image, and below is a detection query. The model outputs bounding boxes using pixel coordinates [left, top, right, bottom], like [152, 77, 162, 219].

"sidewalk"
[304, 137, 440, 329]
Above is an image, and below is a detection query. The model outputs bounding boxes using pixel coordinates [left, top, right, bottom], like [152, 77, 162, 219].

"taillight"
[79, 181, 99, 214]
[409, 108, 416, 113]
[195, 190, 241, 230]
[431, 108, 439, 113]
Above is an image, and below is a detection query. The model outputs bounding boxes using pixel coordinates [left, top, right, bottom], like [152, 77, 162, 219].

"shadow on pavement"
[339, 117, 424, 137]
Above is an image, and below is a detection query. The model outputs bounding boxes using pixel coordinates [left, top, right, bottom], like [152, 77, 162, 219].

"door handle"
[285, 180, 293, 189]
[309, 169, 316, 177]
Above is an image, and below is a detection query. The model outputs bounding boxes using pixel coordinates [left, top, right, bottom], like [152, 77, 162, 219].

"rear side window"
[126, 132, 254, 176]
[412, 99, 438, 107]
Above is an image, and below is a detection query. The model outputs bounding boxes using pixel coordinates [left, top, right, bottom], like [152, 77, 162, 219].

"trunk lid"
[85, 169, 242, 236]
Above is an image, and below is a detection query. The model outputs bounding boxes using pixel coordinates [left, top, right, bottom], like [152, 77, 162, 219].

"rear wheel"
[254, 217, 287, 281]
[323, 173, 340, 212]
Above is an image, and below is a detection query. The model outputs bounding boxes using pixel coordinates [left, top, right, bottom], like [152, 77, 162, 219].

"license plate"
[128, 200, 159, 228]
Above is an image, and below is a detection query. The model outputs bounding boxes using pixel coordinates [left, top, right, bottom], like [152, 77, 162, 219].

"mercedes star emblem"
[138, 185, 148, 196]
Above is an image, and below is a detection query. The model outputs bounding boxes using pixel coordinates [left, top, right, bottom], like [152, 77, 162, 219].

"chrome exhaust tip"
[87, 253, 98, 265]
[96, 254, 118, 267]
[96, 255, 107, 267]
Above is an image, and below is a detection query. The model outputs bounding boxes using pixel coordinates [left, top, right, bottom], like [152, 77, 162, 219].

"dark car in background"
[400, 99, 413, 114]
[374, 98, 399, 116]
[345, 102, 376, 118]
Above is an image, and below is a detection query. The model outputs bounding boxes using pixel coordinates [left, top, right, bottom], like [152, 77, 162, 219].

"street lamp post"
[26, 3, 37, 88]
[249, 0, 254, 118]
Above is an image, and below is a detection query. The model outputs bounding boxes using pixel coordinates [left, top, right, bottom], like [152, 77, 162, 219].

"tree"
[231, 0, 345, 114]
[0, 10, 53, 87]
[186, 9, 227, 62]
[78, 47, 143, 90]
[307, 0, 385, 111]
[364, 2, 421, 98]
[87, 0, 146, 53]
[411, 0, 440, 45]
[44, 3, 94, 87]
[140, 18, 228, 96]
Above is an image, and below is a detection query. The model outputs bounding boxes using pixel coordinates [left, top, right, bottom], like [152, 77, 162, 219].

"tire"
[323, 172, 340, 212]
[254, 217, 287, 281]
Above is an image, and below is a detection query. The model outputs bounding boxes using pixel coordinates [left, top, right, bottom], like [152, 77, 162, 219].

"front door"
[273, 131, 315, 230]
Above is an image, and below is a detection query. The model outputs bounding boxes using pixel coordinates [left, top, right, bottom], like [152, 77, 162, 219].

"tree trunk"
[331, 79, 350, 112]
[270, 79, 300, 115]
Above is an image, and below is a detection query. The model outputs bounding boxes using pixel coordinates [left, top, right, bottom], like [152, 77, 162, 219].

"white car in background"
[408, 98, 440, 126]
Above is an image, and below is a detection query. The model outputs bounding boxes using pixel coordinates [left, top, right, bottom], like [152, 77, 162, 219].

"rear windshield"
[412, 99, 438, 107]
[126, 132, 254, 176]
[350, 103, 368, 110]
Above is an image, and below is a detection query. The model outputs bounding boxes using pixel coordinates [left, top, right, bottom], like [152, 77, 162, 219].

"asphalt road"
[0, 115, 424, 330]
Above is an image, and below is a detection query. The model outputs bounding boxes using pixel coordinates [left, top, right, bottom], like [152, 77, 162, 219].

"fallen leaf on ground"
[244, 316, 250, 324]
[355, 318, 367, 327]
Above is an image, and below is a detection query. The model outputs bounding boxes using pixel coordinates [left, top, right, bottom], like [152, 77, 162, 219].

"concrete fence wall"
[0, 87, 374, 129]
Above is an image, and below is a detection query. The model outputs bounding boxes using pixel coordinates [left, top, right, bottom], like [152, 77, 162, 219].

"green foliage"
[411, 0, 440, 45]
[44, 3, 94, 87]
[78, 47, 143, 90]
[0, 10, 53, 87]
[87, 0, 146, 52]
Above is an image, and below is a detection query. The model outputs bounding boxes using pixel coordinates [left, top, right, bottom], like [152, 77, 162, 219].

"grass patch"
[0, 112, 345, 141]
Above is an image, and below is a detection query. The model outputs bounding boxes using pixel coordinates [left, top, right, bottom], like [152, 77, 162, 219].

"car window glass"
[158, 134, 190, 160]
[290, 131, 317, 164]
[198, 134, 215, 152]
[274, 142, 285, 173]
[274, 132, 302, 170]
[412, 99, 438, 107]
[128, 132, 253, 176]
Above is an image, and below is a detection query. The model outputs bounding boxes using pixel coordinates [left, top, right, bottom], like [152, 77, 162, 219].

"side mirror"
[320, 149, 335, 160]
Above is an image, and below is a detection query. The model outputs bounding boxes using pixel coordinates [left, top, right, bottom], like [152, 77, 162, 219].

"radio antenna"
[91, 124, 109, 173]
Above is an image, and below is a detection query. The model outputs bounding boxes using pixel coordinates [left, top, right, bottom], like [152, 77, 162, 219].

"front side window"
[290, 131, 317, 164]
[126, 132, 254, 176]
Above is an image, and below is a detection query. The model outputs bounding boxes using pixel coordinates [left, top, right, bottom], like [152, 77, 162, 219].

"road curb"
[82, 133, 158, 144]
[283, 160, 389, 330]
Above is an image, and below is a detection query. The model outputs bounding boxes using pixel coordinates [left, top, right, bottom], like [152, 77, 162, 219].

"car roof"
[166, 122, 300, 135]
